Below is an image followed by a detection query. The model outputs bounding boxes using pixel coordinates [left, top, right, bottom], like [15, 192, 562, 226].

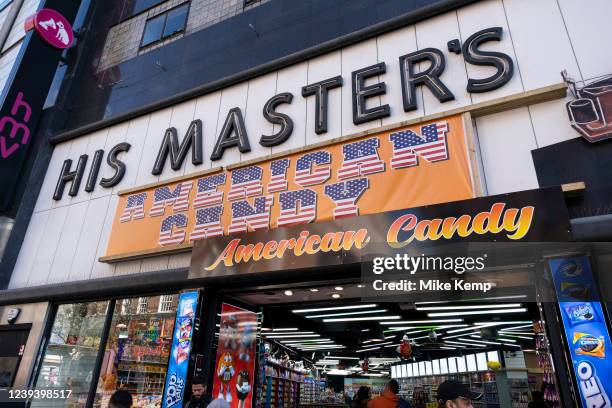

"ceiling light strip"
[306, 309, 388, 319]
[323, 315, 401, 322]
[428, 308, 527, 317]
[416, 303, 522, 311]
[292, 304, 378, 313]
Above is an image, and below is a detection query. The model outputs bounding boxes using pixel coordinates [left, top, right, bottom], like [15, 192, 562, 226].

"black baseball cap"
[437, 380, 483, 403]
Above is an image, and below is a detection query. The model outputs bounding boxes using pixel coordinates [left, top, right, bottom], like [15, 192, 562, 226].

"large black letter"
[260, 92, 294, 147]
[152, 119, 203, 175]
[53, 154, 88, 200]
[302, 76, 343, 134]
[352, 63, 390, 125]
[101, 142, 131, 188]
[85, 149, 104, 193]
[211, 108, 250, 161]
[462, 27, 514, 93]
[399, 48, 454, 112]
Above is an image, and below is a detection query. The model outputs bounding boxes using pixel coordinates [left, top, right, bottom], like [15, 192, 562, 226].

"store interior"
[223, 282, 561, 408]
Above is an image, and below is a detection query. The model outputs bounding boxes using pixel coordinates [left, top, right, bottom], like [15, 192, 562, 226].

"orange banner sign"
[104, 114, 474, 261]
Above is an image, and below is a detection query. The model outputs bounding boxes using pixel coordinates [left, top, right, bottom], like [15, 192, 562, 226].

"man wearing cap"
[437, 380, 483, 408]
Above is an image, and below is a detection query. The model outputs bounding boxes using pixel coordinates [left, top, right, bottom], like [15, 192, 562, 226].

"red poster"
[212, 303, 257, 408]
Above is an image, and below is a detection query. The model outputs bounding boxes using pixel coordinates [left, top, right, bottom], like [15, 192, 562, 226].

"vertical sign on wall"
[0, 2, 80, 214]
[162, 291, 199, 408]
[212, 303, 257, 408]
[549, 256, 612, 408]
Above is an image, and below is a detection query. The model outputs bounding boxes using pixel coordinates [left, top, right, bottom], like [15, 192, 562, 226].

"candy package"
[562, 302, 600, 326]
[573, 332, 606, 358]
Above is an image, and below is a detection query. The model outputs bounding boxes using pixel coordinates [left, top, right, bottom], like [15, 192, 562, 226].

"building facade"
[0, 0, 611, 407]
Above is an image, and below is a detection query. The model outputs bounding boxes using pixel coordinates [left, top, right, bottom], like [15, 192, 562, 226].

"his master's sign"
[102, 115, 474, 261]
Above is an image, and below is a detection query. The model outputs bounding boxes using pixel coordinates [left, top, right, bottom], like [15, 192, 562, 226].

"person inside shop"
[351, 386, 372, 408]
[368, 379, 411, 408]
[528, 391, 546, 408]
[185, 377, 212, 408]
[436, 380, 483, 408]
[108, 390, 133, 408]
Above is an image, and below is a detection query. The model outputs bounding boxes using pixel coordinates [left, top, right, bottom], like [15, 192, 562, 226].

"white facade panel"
[457, 0, 523, 103]
[69, 195, 113, 282]
[377, 25, 421, 125]
[214, 82, 249, 167]
[558, 0, 612, 81]
[135, 108, 173, 186]
[504, 0, 581, 87]
[272, 62, 308, 155]
[48, 201, 89, 284]
[305, 50, 343, 144]
[241, 72, 276, 162]
[415, 10, 472, 115]
[340, 37, 381, 135]
[475, 107, 539, 195]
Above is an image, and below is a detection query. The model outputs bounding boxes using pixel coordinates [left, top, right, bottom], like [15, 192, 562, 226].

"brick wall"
[97, 0, 269, 71]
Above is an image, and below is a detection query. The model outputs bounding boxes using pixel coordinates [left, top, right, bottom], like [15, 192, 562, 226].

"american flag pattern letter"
[268, 159, 290, 193]
[295, 151, 331, 187]
[120, 192, 147, 223]
[159, 214, 188, 246]
[337, 138, 385, 179]
[228, 166, 263, 201]
[194, 174, 226, 208]
[149, 181, 193, 217]
[277, 189, 317, 227]
[324, 178, 369, 219]
[228, 196, 274, 234]
[389, 121, 449, 169]
[190, 206, 224, 241]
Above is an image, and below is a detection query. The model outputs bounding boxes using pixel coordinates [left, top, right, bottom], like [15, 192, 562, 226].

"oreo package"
[562, 302, 600, 326]
[573, 332, 605, 358]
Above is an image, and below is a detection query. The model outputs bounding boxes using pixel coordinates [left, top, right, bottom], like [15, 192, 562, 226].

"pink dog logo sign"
[24, 8, 73, 49]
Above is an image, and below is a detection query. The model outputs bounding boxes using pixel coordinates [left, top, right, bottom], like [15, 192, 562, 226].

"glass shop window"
[141, 3, 189, 47]
[92, 294, 179, 408]
[31, 301, 110, 408]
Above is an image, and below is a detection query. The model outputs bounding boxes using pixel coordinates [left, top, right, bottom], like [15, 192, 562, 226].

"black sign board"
[533, 136, 612, 219]
[0, 0, 81, 214]
[190, 187, 571, 278]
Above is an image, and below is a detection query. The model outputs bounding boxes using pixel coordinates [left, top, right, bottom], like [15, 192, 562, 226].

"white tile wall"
[10, 0, 611, 288]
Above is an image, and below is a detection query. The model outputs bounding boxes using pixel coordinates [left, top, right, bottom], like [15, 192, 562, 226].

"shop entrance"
[209, 282, 565, 408]
[0, 324, 30, 389]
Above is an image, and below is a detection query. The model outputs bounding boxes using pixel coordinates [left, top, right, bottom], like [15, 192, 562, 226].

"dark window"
[162, 5, 189, 37]
[244, 0, 259, 6]
[141, 13, 165, 47]
[140, 3, 189, 48]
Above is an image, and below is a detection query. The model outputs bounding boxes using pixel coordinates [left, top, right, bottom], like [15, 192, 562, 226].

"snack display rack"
[508, 378, 530, 408]
[261, 361, 304, 408]
[470, 372, 500, 408]
[300, 376, 320, 404]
